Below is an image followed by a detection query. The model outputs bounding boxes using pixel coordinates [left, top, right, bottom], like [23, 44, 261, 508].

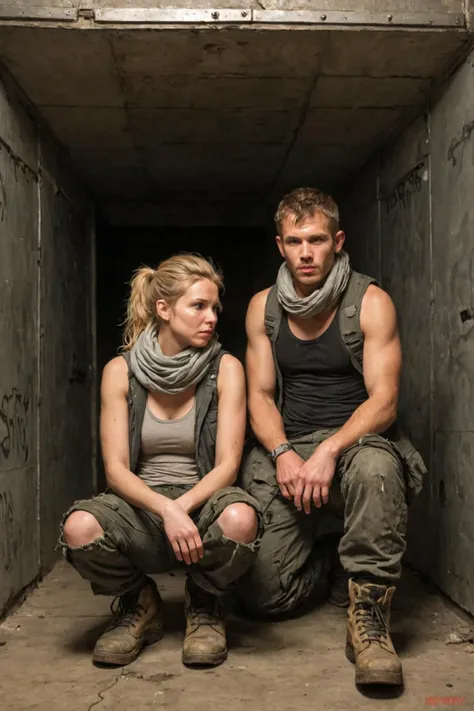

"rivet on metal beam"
[211, 11, 220, 19]
[387, 14, 393, 22]
[241, 10, 248, 17]
[320, 13, 327, 21]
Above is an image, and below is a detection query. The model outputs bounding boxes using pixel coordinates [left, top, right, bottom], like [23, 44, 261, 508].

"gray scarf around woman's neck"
[276, 250, 351, 318]
[130, 326, 222, 394]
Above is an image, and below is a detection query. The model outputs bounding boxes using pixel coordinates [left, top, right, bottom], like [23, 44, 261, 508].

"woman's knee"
[63, 510, 104, 548]
[217, 503, 258, 544]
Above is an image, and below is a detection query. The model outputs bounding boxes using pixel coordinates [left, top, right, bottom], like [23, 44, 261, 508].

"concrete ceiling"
[0, 19, 470, 225]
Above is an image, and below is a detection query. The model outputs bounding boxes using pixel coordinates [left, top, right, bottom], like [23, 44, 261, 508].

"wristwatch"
[269, 442, 293, 462]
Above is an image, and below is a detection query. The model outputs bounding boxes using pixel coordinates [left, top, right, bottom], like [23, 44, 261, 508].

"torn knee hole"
[62, 510, 104, 548]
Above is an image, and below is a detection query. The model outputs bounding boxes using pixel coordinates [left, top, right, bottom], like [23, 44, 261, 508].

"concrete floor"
[0, 562, 473, 710]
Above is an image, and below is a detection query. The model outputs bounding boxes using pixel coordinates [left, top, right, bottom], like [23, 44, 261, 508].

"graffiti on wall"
[447, 119, 474, 168]
[0, 489, 14, 572]
[384, 160, 428, 213]
[0, 388, 30, 466]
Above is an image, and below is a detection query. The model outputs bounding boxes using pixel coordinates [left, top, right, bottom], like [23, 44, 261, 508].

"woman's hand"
[161, 499, 204, 565]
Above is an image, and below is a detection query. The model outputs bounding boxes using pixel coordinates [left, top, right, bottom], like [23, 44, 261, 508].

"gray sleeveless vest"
[122, 350, 225, 479]
[264, 270, 426, 503]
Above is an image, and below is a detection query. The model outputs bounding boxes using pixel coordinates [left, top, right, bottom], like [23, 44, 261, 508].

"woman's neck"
[157, 328, 186, 356]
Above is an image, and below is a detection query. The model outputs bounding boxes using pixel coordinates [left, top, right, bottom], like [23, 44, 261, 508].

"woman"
[60, 254, 261, 668]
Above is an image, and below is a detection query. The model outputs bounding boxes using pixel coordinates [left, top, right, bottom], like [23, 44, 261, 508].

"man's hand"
[294, 442, 338, 514]
[161, 499, 204, 565]
[276, 449, 305, 499]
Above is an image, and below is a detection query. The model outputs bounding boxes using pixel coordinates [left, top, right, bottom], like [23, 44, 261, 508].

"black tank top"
[275, 309, 368, 437]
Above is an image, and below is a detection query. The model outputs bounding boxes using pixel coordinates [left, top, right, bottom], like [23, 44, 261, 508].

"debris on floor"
[445, 627, 474, 645]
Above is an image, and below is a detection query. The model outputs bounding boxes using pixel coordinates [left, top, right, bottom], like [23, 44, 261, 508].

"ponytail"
[122, 266, 156, 351]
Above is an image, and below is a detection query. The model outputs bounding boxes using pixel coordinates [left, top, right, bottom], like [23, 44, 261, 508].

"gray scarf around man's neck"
[130, 325, 222, 395]
[276, 250, 351, 318]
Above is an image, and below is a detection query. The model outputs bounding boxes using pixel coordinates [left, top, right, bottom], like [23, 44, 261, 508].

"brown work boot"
[93, 579, 163, 666]
[346, 578, 403, 686]
[182, 579, 227, 667]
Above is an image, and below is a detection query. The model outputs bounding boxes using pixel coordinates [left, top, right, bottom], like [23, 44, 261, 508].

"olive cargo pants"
[237, 429, 408, 616]
[59, 485, 263, 598]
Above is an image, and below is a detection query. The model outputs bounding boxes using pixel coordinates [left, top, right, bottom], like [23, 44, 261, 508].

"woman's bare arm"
[100, 356, 176, 517]
[176, 354, 246, 514]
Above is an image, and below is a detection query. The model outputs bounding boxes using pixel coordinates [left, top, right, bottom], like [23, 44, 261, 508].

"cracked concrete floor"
[0, 562, 473, 711]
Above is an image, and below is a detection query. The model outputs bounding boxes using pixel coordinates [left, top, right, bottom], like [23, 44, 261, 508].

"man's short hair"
[274, 187, 340, 235]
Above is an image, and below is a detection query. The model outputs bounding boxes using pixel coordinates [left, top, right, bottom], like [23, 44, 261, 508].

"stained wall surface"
[0, 69, 95, 614]
[341, 51, 474, 614]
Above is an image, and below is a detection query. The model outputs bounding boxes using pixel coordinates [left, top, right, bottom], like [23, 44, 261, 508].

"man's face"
[276, 211, 345, 296]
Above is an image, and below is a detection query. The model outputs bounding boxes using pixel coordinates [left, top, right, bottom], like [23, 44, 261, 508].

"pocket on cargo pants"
[240, 445, 281, 521]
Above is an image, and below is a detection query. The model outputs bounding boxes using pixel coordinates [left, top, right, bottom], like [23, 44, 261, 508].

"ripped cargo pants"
[59, 485, 263, 598]
[236, 429, 408, 616]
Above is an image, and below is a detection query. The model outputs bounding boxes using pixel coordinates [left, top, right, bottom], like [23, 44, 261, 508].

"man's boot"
[93, 578, 163, 666]
[346, 578, 403, 686]
[182, 578, 227, 666]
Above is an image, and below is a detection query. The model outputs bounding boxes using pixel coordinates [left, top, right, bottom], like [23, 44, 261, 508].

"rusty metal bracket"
[0, 6, 77, 21]
[0, 5, 467, 28]
[94, 7, 465, 28]
[252, 9, 464, 28]
[95, 8, 252, 24]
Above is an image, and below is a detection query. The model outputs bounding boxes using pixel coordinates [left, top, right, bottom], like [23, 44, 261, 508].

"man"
[237, 187, 426, 687]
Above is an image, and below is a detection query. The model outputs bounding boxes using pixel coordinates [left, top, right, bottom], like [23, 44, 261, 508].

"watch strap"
[270, 442, 293, 462]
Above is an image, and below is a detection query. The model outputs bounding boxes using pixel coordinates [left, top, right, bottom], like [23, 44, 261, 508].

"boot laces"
[108, 591, 145, 631]
[189, 588, 221, 627]
[355, 597, 388, 642]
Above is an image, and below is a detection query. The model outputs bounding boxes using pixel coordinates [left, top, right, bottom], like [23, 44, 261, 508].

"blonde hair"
[122, 253, 224, 351]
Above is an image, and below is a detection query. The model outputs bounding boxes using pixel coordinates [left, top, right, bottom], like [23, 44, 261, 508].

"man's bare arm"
[323, 285, 401, 458]
[245, 289, 287, 451]
[245, 290, 305, 499]
[294, 285, 402, 513]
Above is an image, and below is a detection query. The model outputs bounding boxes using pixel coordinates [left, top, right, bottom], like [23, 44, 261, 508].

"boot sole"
[182, 649, 228, 667]
[345, 643, 403, 686]
[93, 627, 164, 667]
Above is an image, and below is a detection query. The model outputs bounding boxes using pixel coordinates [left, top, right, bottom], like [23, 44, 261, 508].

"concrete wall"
[0, 67, 95, 615]
[340, 50, 474, 614]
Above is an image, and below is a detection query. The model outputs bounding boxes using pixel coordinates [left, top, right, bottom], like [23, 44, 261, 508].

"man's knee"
[238, 566, 301, 617]
[344, 447, 403, 492]
[63, 510, 104, 548]
[237, 537, 320, 617]
[217, 503, 258, 544]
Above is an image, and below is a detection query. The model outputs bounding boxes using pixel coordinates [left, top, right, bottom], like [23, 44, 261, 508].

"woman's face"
[157, 278, 221, 349]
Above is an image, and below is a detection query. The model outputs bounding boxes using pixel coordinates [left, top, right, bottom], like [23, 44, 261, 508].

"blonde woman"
[60, 254, 262, 668]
